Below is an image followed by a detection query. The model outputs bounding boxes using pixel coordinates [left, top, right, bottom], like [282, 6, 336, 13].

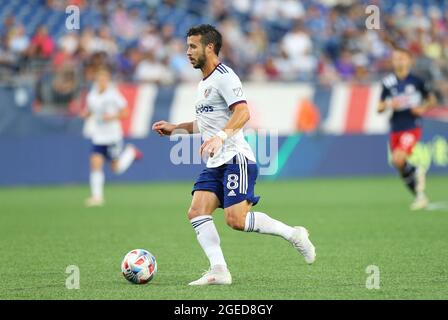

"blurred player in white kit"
[81, 66, 142, 207]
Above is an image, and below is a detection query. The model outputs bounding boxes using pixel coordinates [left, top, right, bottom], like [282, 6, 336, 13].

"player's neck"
[202, 58, 220, 79]
[98, 85, 108, 93]
[395, 70, 410, 80]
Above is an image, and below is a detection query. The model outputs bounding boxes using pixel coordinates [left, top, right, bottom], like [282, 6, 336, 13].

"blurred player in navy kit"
[378, 47, 437, 210]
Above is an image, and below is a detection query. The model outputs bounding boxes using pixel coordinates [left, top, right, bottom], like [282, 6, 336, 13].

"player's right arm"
[80, 90, 94, 119]
[152, 120, 199, 136]
[378, 81, 391, 113]
[378, 100, 388, 113]
[378, 81, 402, 113]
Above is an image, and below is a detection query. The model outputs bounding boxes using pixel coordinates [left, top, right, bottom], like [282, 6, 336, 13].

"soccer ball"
[121, 249, 157, 284]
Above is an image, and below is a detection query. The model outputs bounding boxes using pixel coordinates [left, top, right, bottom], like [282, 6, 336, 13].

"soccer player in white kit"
[152, 25, 316, 285]
[81, 66, 142, 207]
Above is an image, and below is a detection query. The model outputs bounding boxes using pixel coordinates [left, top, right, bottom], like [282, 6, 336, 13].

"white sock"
[115, 145, 136, 175]
[190, 215, 227, 269]
[90, 170, 104, 200]
[244, 211, 296, 241]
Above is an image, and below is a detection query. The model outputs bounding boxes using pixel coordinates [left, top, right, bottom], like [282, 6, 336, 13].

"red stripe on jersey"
[345, 85, 370, 133]
[117, 84, 138, 137]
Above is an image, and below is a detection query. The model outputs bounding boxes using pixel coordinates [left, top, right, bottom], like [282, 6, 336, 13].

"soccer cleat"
[411, 166, 428, 210]
[410, 194, 429, 211]
[290, 226, 316, 264]
[85, 197, 104, 207]
[188, 267, 232, 286]
[415, 166, 426, 195]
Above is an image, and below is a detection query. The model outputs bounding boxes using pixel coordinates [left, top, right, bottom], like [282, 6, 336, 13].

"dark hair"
[186, 24, 222, 55]
[392, 45, 412, 57]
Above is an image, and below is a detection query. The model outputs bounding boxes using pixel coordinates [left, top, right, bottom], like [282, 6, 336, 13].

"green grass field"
[1, 176, 448, 300]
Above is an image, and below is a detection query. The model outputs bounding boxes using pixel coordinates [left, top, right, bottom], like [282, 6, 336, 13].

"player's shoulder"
[407, 73, 425, 85]
[86, 85, 98, 99]
[381, 73, 398, 88]
[213, 63, 241, 83]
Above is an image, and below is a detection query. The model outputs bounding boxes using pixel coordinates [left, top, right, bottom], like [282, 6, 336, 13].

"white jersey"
[86, 84, 127, 145]
[195, 63, 256, 167]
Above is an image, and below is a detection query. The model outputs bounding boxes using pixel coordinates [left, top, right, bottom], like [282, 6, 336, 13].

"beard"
[192, 50, 206, 69]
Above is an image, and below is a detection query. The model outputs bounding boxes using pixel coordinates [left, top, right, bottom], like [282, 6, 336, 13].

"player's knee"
[392, 153, 406, 169]
[110, 161, 119, 174]
[187, 206, 202, 220]
[224, 210, 245, 231]
[90, 154, 104, 171]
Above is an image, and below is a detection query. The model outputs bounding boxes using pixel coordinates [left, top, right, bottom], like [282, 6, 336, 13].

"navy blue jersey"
[380, 73, 430, 132]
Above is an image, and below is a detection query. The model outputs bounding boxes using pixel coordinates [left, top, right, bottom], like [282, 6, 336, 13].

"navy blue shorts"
[192, 154, 260, 209]
[91, 142, 122, 161]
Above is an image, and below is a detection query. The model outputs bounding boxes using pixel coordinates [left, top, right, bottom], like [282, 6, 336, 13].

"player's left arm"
[200, 71, 251, 157]
[222, 102, 250, 138]
[410, 93, 437, 116]
[200, 102, 250, 157]
[410, 80, 437, 116]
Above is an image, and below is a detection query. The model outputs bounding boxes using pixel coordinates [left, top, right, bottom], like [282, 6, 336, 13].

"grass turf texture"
[1, 176, 448, 300]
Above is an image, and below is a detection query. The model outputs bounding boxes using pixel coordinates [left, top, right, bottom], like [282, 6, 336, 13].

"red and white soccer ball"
[121, 249, 157, 284]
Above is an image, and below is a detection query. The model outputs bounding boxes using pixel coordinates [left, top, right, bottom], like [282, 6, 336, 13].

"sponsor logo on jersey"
[405, 84, 415, 94]
[195, 104, 214, 114]
[233, 87, 243, 97]
[227, 190, 236, 196]
[204, 87, 212, 98]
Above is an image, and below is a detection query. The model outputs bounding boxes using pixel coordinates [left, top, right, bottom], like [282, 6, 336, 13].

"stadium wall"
[0, 84, 447, 186]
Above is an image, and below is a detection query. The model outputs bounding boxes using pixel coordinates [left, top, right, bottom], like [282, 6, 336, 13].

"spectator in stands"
[253, 0, 280, 22]
[79, 28, 96, 55]
[317, 54, 339, 86]
[168, 39, 201, 83]
[110, 5, 144, 44]
[209, 0, 231, 22]
[28, 26, 55, 60]
[264, 57, 280, 80]
[279, 22, 317, 79]
[90, 26, 118, 56]
[0, 15, 15, 41]
[0, 39, 17, 78]
[0, 0, 447, 105]
[115, 46, 141, 82]
[58, 32, 79, 57]
[409, 4, 431, 32]
[278, 0, 305, 21]
[335, 50, 356, 81]
[7, 25, 29, 56]
[247, 62, 268, 82]
[243, 20, 268, 62]
[52, 32, 79, 73]
[134, 51, 173, 84]
[231, 0, 251, 18]
[156, 23, 176, 60]
[139, 24, 162, 53]
[304, 4, 328, 48]
[4, 24, 29, 72]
